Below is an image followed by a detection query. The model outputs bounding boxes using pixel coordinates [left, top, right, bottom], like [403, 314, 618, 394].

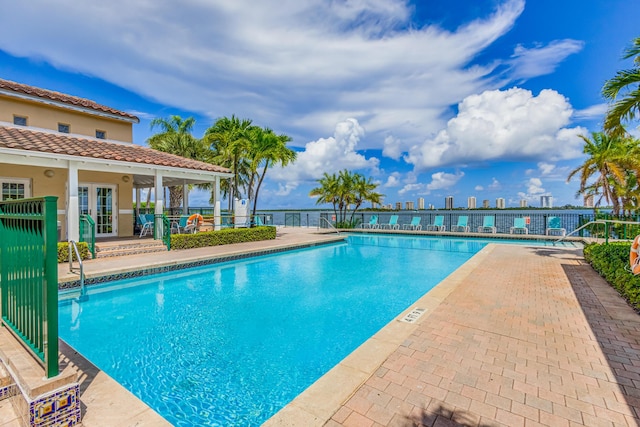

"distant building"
[584, 195, 594, 208]
[496, 198, 505, 209]
[467, 196, 476, 209]
[395, 202, 402, 210]
[428, 204, 435, 210]
[540, 195, 553, 208]
[418, 197, 425, 210]
[482, 199, 490, 208]
[406, 201, 415, 210]
[520, 199, 528, 208]
[445, 196, 454, 209]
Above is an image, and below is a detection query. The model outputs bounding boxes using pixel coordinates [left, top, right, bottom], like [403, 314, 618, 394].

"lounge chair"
[478, 216, 496, 233]
[510, 217, 529, 234]
[546, 216, 566, 236]
[425, 215, 446, 232]
[361, 215, 379, 229]
[380, 215, 400, 230]
[138, 214, 154, 237]
[403, 217, 422, 231]
[451, 216, 470, 232]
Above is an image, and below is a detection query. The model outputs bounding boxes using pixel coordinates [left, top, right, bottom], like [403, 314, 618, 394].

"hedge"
[171, 226, 276, 250]
[583, 242, 640, 310]
[57, 241, 90, 263]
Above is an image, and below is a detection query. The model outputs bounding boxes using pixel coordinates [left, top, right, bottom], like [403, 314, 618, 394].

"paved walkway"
[316, 244, 640, 427]
[8, 229, 639, 426]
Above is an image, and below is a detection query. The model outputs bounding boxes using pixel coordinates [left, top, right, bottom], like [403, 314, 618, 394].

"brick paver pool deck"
[6, 229, 635, 426]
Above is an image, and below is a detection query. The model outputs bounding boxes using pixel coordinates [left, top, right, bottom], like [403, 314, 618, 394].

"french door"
[78, 184, 117, 237]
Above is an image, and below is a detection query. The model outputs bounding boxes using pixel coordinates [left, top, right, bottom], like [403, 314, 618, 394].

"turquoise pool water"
[58, 235, 518, 425]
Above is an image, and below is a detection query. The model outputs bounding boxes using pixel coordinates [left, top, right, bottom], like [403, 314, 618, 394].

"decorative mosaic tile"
[29, 384, 80, 426]
[0, 383, 16, 401]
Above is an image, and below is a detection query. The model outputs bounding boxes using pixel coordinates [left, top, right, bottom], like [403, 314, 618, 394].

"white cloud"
[517, 177, 550, 202]
[475, 185, 484, 191]
[0, 0, 564, 151]
[384, 172, 402, 188]
[398, 171, 464, 196]
[404, 87, 587, 170]
[508, 40, 584, 80]
[488, 177, 501, 190]
[537, 162, 555, 175]
[573, 103, 608, 120]
[382, 135, 403, 160]
[270, 118, 379, 190]
[426, 171, 465, 192]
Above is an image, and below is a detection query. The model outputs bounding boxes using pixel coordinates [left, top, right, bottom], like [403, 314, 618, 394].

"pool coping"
[263, 243, 498, 426]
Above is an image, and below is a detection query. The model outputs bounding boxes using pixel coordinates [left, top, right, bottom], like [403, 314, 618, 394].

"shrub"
[57, 241, 90, 263]
[171, 226, 276, 250]
[583, 242, 640, 309]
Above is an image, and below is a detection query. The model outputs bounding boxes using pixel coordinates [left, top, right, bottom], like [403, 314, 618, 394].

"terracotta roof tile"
[0, 78, 139, 122]
[0, 126, 230, 174]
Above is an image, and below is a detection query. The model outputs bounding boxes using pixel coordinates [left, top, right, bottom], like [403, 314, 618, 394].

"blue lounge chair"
[254, 216, 264, 226]
[451, 216, 469, 232]
[426, 215, 445, 232]
[478, 216, 496, 233]
[138, 214, 154, 237]
[510, 217, 528, 234]
[381, 215, 400, 230]
[403, 217, 422, 231]
[361, 215, 379, 229]
[546, 217, 566, 236]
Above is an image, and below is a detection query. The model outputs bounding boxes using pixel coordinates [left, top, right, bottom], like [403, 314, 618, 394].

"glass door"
[79, 184, 117, 237]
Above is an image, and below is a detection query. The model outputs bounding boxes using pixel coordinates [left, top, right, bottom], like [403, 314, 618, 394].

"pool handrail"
[68, 240, 85, 296]
[555, 219, 640, 245]
[318, 217, 341, 234]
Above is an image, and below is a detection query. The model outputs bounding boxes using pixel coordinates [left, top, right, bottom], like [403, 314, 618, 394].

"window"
[0, 178, 31, 201]
[58, 123, 70, 133]
[95, 130, 106, 139]
[13, 115, 27, 126]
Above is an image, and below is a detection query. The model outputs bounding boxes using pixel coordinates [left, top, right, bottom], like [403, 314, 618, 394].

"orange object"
[630, 235, 640, 275]
[188, 213, 203, 226]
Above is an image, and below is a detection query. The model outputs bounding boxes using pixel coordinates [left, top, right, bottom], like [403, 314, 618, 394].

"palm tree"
[567, 132, 631, 215]
[603, 36, 640, 137]
[205, 116, 253, 207]
[309, 170, 383, 227]
[147, 116, 208, 209]
[309, 172, 341, 223]
[247, 127, 296, 216]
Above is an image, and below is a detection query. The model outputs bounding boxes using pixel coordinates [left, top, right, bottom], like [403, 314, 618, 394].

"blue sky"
[1, 0, 638, 209]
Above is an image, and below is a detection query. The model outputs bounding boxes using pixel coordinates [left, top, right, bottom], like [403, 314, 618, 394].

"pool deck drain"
[26, 228, 638, 427]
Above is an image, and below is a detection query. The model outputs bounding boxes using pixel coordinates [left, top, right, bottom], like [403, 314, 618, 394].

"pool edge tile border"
[262, 243, 498, 427]
[58, 237, 345, 291]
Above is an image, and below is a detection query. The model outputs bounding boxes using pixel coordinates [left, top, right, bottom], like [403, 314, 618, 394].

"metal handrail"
[68, 240, 85, 296]
[556, 219, 640, 244]
[318, 217, 340, 234]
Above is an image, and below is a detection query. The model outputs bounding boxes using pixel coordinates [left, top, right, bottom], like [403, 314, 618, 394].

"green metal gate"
[0, 196, 59, 377]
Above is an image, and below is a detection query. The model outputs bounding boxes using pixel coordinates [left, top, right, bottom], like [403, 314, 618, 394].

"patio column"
[154, 170, 164, 239]
[67, 161, 79, 242]
[182, 180, 189, 215]
[214, 176, 221, 231]
[135, 188, 141, 219]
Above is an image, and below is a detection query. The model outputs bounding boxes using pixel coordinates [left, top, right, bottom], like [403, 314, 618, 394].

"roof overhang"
[0, 147, 233, 188]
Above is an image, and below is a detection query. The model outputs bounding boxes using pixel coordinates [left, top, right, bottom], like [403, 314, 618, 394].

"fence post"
[43, 196, 59, 378]
[605, 221, 610, 245]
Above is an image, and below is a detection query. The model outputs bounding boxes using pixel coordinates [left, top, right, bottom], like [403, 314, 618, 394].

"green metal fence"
[79, 214, 96, 258]
[0, 196, 59, 378]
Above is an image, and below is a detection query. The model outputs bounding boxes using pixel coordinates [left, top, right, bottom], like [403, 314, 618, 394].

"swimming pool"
[58, 235, 536, 425]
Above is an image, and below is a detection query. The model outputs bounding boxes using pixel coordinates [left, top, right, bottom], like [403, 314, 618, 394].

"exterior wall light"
[44, 169, 55, 178]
